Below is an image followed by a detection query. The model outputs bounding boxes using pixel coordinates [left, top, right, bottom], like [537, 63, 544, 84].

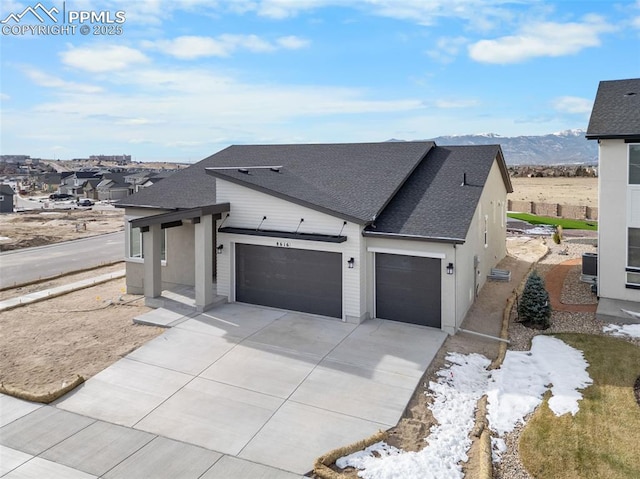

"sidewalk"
[0, 271, 126, 312]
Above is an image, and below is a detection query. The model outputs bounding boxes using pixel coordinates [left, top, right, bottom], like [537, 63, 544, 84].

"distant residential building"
[0, 184, 15, 213]
[89, 154, 132, 165]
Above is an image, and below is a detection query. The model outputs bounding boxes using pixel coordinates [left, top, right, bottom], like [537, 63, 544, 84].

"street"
[0, 231, 124, 288]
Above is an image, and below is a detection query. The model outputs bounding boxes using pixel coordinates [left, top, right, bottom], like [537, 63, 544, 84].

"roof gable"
[0, 184, 15, 195]
[366, 145, 509, 242]
[586, 78, 640, 140]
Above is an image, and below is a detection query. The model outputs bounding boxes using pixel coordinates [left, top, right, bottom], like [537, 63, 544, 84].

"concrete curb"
[0, 270, 126, 312]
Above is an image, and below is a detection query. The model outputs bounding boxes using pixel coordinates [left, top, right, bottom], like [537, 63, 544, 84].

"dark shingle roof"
[118, 142, 434, 221]
[118, 141, 511, 242]
[365, 145, 510, 242]
[0, 184, 15, 195]
[586, 78, 640, 140]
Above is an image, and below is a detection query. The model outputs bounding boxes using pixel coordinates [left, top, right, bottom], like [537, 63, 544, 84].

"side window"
[630, 145, 640, 185]
[128, 225, 166, 261]
[484, 215, 488, 248]
[629, 227, 640, 270]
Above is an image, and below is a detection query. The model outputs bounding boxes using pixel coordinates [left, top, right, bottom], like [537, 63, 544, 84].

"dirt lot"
[0, 208, 124, 251]
[0, 271, 162, 397]
[508, 177, 598, 206]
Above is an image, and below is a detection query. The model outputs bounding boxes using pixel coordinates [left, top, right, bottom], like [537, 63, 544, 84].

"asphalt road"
[0, 231, 124, 288]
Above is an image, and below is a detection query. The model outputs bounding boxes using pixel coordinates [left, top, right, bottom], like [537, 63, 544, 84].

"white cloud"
[21, 67, 102, 94]
[552, 96, 593, 115]
[468, 16, 615, 64]
[277, 35, 310, 49]
[146, 34, 309, 59]
[0, 93, 10, 101]
[426, 36, 468, 63]
[433, 98, 479, 109]
[60, 45, 149, 73]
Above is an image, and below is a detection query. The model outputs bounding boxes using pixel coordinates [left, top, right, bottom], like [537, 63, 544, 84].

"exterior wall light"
[347, 257, 355, 269]
[217, 244, 224, 254]
[446, 262, 454, 275]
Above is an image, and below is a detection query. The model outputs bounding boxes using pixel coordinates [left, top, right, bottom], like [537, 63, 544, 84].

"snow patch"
[603, 323, 640, 338]
[337, 336, 592, 478]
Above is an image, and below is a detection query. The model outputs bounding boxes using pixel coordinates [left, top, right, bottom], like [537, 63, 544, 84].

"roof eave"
[585, 133, 640, 141]
[362, 230, 465, 244]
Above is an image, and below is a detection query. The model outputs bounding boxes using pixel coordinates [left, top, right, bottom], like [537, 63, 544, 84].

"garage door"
[375, 253, 441, 328]
[236, 244, 342, 318]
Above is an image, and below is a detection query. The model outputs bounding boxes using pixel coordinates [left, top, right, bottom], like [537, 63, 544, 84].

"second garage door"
[236, 244, 342, 318]
[375, 253, 441, 328]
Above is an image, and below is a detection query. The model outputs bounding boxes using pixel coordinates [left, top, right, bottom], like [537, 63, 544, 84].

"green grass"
[507, 212, 598, 230]
[519, 334, 640, 479]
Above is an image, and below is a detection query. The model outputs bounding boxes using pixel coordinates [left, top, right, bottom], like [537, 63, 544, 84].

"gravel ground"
[493, 240, 639, 479]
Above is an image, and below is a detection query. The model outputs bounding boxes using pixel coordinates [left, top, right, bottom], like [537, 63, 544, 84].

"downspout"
[453, 243, 457, 331]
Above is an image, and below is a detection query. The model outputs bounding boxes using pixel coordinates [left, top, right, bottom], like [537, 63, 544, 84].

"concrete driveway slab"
[0, 445, 32, 476]
[40, 421, 154, 477]
[200, 343, 318, 398]
[245, 313, 357, 359]
[55, 358, 192, 426]
[289, 360, 417, 425]
[103, 436, 222, 479]
[239, 401, 387, 475]
[2, 457, 97, 479]
[126, 327, 238, 375]
[0, 395, 42, 427]
[0, 407, 94, 455]
[326, 319, 447, 378]
[201, 455, 302, 479]
[178, 304, 288, 339]
[135, 377, 284, 455]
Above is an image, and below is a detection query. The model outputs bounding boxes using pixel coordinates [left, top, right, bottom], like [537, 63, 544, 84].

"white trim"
[366, 246, 446, 259]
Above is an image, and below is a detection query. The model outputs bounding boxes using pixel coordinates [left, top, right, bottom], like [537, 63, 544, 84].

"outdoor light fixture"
[217, 244, 224, 254]
[446, 262, 454, 275]
[347, 257, 355, 269]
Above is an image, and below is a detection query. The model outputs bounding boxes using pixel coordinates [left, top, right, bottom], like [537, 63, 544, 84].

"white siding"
[215, 179, 365, 322]
[599, 140, 640, 302]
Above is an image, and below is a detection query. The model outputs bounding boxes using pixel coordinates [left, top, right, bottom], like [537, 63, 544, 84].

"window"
[129, 226, 166, 261]
[484, 215, 488, 248]
[0, 195, 4, 201]
[629, 227, 640, 270]
[630, 145, 640, 185]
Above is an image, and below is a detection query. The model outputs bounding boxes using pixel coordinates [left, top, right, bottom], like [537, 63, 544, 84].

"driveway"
[46, 304, 445, 475]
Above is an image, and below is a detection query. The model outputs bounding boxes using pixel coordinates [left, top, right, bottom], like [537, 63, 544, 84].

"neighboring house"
[96, 178, 131, 201]
[0, 184, 15, 213]
[117, 141, 512, 334]
[586, 78, 640, 322]
[83, 179, 101, 200]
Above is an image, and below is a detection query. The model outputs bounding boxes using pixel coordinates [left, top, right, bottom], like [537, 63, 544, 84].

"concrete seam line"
[0, 274, 126, 312]
[0, 260, 125, 292]
[0, 375, 84, 404]
[313, 430, 388, 479]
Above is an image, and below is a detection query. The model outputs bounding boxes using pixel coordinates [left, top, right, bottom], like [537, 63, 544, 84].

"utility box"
[581, 252, 598, 283]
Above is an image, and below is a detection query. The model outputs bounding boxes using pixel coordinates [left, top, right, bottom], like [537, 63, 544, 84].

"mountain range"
[395, 130, 598, 166]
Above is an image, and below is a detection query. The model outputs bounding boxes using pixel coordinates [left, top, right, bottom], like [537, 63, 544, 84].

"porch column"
[195, 214, 214, 310]
[143, 223, 162, 299]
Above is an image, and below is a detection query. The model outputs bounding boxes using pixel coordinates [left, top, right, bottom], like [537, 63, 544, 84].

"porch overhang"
[130, 203, 230, 231]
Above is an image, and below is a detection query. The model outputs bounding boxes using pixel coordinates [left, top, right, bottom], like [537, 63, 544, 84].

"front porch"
[129, 203, 230, 312]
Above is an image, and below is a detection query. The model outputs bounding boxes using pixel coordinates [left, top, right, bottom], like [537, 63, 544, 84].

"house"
[586, 78, 640, 322]
[0, 184, 15, 213]
[117, 141, 512, 334]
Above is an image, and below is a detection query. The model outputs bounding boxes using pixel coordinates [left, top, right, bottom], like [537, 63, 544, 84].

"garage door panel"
[236, 244, 342, 318]
[375, 253, 441, 328]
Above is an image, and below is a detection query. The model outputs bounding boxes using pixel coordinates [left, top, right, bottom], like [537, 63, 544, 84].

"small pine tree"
[518, 270, 552, 329]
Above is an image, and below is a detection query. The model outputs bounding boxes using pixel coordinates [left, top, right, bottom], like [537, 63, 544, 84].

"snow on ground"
[338, 336, 592, 478]
[604, 322, 640, 338]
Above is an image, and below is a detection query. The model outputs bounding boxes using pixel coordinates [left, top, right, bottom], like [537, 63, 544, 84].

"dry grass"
[519, 333, 640, 479]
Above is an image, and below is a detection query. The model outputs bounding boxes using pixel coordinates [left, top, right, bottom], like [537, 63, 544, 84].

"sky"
[0, 0, 639, 163]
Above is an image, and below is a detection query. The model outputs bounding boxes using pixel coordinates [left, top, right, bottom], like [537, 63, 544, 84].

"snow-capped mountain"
[423, 129, 597, 165]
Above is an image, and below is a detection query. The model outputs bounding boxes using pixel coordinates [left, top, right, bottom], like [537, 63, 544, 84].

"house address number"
[276, 241, 291, 247]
